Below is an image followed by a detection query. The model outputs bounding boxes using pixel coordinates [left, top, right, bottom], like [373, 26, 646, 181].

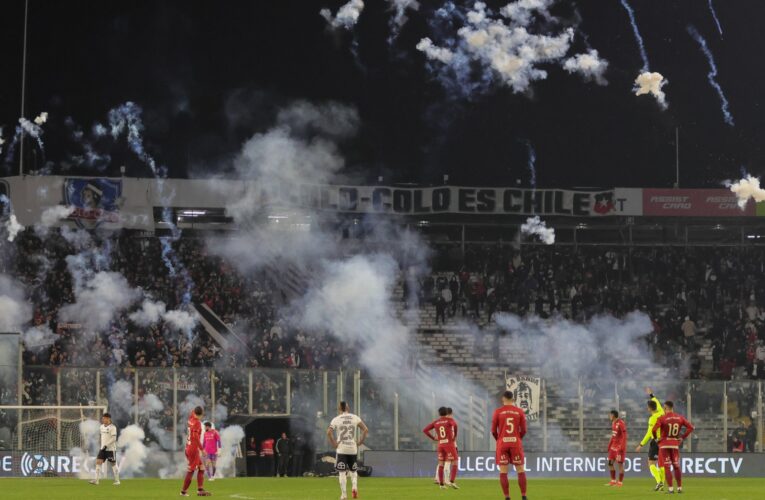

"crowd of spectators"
[420, 244, 765, 381]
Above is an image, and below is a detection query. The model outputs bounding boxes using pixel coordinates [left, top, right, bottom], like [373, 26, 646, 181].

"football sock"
[449, 461, 457, 483]
[351, 471, 358, 490]
[338, 471, 347, 497]
[610, 469, 616, 480]
[112, 464, 120, 482]
[212, 465, 216, 478]
[660, 466, 667, 483]
[197, 469, 204, 489]
[664, 466, 673, 487]
[437, 465, 444, 485]
[618, 471, 624, 482]
[94, 464, 100, 482]
[518, 471, 527, 496]
[182, 470, 193, 492]
[650, 464, 661, 483]
[499, 472, 510, 497]
[434, 465, 439, 481]
[673, 466, 682, 487]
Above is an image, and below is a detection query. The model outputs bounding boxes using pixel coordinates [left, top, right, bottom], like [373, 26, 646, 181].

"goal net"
[0, 405, 106, 452]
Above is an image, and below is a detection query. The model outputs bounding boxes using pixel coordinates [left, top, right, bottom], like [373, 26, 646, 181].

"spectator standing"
[276, 432, 291, 477]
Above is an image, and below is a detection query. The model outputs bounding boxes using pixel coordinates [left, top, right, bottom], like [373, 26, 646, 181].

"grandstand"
[1, 178, 763, 475]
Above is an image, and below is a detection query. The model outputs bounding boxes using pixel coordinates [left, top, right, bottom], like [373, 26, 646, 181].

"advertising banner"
[364, 451, 765, 478]
[642, 189, 753, 217]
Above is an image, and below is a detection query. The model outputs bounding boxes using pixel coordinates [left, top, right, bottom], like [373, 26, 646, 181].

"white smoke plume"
[563, 49, 608, 85]
[71, 419, 101, 479]
[22, 325, 57, 350]
[39, 205, 75, 228]
[5, 214, 24, 242]
[494, 311, 660, 382]
[634, 71, 668, 109]
[520, 216, 555, 244]
[729, 175, 765, 208]
[34, 112, 49, 126]
[417, 1, 607, 95]
[58, 257, 140, 332]
[0, 275, 32, 332]
[388, 0, 420, 41]
[416, 37, 454, 63]
[320, 0, 364, 30]
[216, 425, 245, 477]
[108, 380, 135, 421]
[129, 299, 198, 332]
[117, 424, 149, 476]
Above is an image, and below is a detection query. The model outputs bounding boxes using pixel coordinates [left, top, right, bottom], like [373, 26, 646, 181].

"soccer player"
[181, 406, 212, 497]
[605, 410, 627, 487]
[652, 401, 694, 494]
[89, 412, 120, 485]
[635, 387, 666, 491]
[327, 401, 369, 500]
[423, 407, 459, 489]
[491, 391, 528, 500]
[203, 422, 221, 481]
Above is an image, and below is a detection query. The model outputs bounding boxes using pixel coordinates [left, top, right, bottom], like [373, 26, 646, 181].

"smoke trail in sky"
[520, 216, 555, 245]
[687, 25, 734, 126]
[107, 102, 162, 176]
[619, 0, 649, 72]
[524, 140, 536, 188]
[387, 0, 419, 43]
[320, 0, 364, 30]
[708, 0, 723, 38]
[3, 112, 48, 163]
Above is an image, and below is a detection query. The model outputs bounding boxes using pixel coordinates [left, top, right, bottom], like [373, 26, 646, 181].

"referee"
[634, 387, 666, 491]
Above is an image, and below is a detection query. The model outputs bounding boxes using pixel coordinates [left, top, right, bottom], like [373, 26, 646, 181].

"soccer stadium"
[0, 1, 764, 499]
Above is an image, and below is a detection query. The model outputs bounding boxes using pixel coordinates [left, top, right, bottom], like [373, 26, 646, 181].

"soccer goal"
[0, 405, 107, 451]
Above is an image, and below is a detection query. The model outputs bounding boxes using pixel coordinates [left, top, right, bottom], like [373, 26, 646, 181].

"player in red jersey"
[606, 410, 627, 487]
[491, 391, 528, 500]
[181, 406, 212, 497]
[651, 401, 694, 494]
[423, 407, 459, 489]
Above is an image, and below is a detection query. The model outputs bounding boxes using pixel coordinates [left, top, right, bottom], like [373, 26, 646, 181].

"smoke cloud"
[216, 425, 245, 477]
[520, 216, 555, 245]
[320, 0, 365, 30]
[729, 175, 765, 208]
[117, 424, 149, 476]
[417, 1, 608, 96]
[387, 0, 420, 42]
[5, 215, 23, 242]
[129, 299, 198, 332]
[39, 205, 75, 228]
[634, 72, 668, 109]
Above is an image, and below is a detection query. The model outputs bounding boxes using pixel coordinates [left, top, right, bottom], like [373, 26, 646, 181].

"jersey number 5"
[505, 418, 514, 435]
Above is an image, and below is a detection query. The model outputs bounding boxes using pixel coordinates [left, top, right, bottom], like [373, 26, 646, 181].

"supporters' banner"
[63, 178, 122, 229]
[269, 185, 642, 217]
[364, 451, 765, 478]
[642, 189, 753, 217]
[505, 375, 541, 421]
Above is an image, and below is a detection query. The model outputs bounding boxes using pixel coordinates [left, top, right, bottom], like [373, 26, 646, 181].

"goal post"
[0, 405, 107, 452]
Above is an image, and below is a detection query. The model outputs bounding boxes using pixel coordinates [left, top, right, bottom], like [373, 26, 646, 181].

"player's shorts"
[437, 444, 458, 462]
[607, 447, 626, 464]
[206, 453, 217, 462]
[96, 449, 116, 463]
[658, 447, 680, 468]
[186, 447, 203, 471]
[335, 454, 358, 472]
[648, 439, 659, 461]
[496, 444, 525, 467]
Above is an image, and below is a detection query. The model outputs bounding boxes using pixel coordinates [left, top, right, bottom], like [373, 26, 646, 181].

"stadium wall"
[364, 451, 765, 478]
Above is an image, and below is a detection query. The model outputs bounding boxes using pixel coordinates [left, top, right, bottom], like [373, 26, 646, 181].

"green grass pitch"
[0, 477, 762, 499]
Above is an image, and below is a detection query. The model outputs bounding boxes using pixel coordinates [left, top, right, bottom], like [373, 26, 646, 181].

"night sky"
[1, 0, 763, 188]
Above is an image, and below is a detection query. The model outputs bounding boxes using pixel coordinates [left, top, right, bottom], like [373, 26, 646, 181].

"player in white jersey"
[89, 412, 120, 485]
[327, 401, 369, 500]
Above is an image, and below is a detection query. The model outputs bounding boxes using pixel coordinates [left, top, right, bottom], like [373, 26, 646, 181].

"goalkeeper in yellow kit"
[634, 387, 666, 491]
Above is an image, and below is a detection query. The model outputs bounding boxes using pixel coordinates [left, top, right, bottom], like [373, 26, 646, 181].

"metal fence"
[0, 363, 763, 454]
